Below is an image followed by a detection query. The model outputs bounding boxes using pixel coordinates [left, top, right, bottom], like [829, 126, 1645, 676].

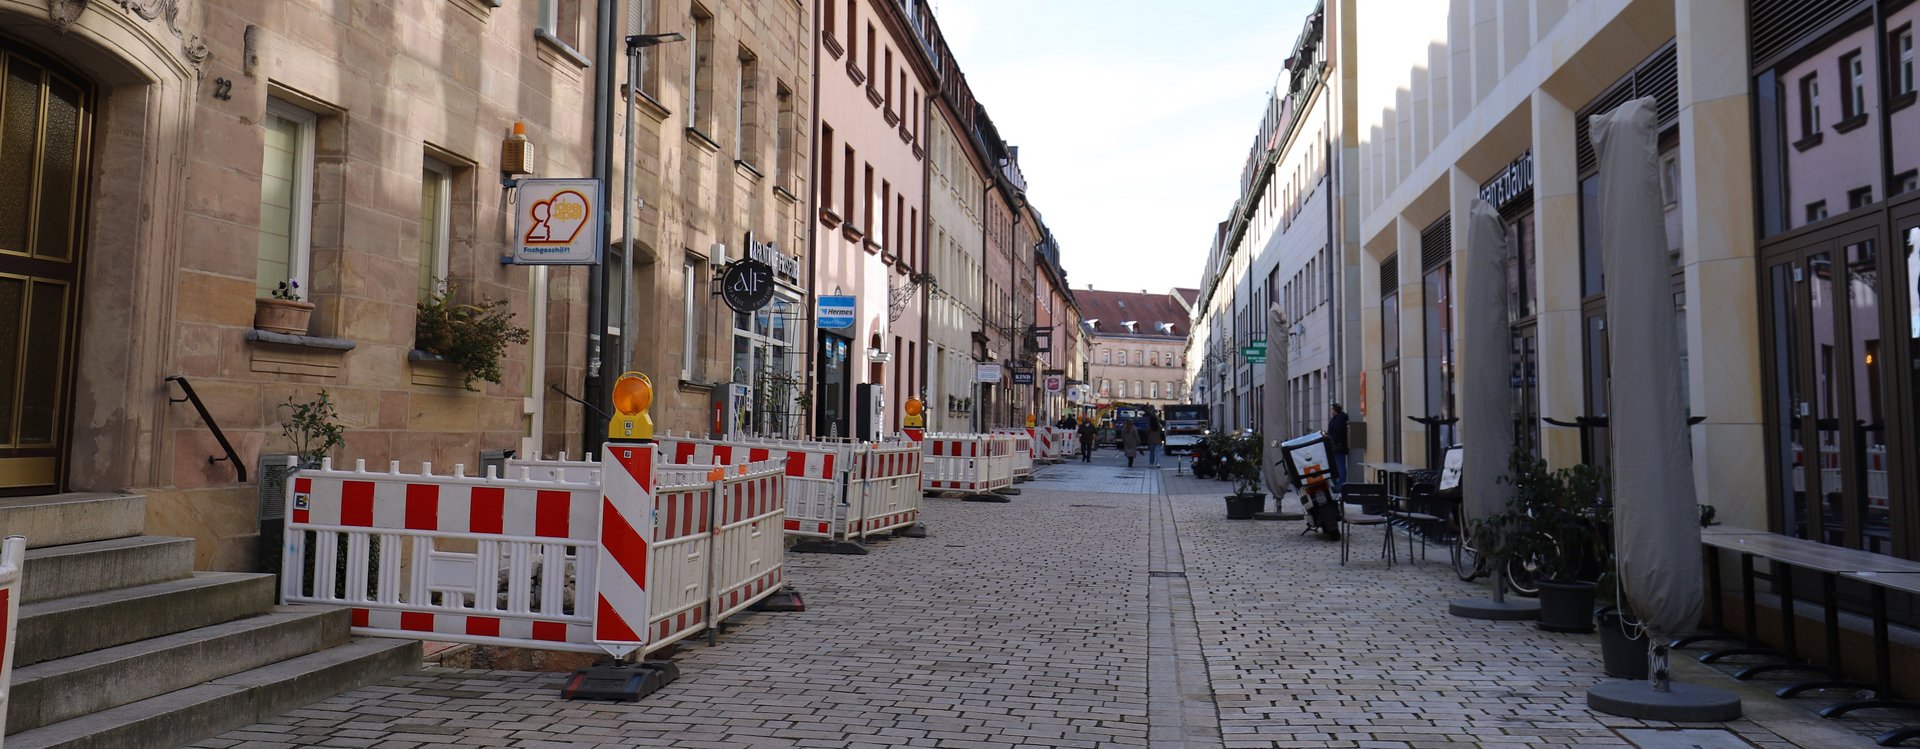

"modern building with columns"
[1355, 0, 1918, 564]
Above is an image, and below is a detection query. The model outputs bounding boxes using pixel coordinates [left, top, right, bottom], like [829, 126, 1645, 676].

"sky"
[935, 0, 1320, 295]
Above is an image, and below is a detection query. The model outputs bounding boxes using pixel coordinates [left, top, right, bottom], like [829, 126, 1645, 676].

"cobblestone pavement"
[195, 453, 1888, 749]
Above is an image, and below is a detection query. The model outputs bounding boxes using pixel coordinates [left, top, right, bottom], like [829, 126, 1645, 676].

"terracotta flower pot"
[254, 298, 316, 335]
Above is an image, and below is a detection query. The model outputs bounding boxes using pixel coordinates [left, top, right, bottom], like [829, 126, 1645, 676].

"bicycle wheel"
[1505, 555, 1541, 597]
[1451, 531, 1480, 582]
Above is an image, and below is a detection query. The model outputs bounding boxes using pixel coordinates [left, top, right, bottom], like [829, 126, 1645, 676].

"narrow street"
[189, 454, 1886, 749]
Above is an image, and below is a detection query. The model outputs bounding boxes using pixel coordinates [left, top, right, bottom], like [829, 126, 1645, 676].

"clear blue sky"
[936, 0, 1320, 294]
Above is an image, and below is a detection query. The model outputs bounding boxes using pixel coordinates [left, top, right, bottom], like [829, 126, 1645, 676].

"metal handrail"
[165, 375, 247, 483]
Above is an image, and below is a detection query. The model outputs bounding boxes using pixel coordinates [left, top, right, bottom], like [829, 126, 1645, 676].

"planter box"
[1225, 493, 1265, 520]
[1536, 580, 1597, 633]
[254, 298, 315, 335]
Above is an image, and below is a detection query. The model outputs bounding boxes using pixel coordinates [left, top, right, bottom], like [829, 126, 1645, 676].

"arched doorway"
[0, 38, 92, 495]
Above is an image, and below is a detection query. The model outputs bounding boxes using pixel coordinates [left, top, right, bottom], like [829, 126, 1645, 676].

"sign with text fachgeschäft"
[510, 178, 603, 265]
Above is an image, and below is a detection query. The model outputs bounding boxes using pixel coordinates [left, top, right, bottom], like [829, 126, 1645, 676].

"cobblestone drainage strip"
[1615, 728, 1758, 749]
[1147, 570, 1186, 578]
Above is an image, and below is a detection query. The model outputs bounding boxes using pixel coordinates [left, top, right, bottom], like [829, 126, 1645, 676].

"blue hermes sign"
[816, 295, 856, 329]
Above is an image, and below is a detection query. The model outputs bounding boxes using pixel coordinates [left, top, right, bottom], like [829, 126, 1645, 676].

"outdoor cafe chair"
[1339, 482, 1396, 567]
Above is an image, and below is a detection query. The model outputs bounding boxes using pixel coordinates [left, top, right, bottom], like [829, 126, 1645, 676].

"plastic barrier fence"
[0, 535, 23, 737]
[654, 434, 921, 542]
[991, 429, 1035, 479]
[1032, 427, 1062, 463]
[851, 441, 923, 537]
[921, 433, 1017, 497]
[1051, 427, 1080, 458]
[284, 449, 785, 658]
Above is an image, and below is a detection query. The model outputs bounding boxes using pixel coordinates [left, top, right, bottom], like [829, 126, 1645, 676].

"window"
[1149, 351, 1158, 366]
[1807, 200, 1829, 224]
[1661, 154, 1680, 206]
[1102, 350, 1111, 364]
[1134, 380, 1144, 398]
[844, 146, 856, 229]
[628, 0, 658, 95]
[823, 0, 836, 45]
[258, 99, 315, 299]
[894, 194, 905, 252]
[1150, 382, 1159, 400]
[845, 0, 857, 66]
[863, 163, 875, 237]
[883, 48, 893, 108]
[682, 257, 704, 377]
[1840, 50, 1865, 121]
[1896, 26, 1914, 97]
[538, 0, 586, 55]
[1134, 349, 1143, 365]
[688, 5, 714, 131]
[1896, 170, 1919, 196]
[1117, 350, 1126, 366]
[866, 24, 877, 87]
[418, 160, 452, 301]
[736, 48, 759, 161]
[1848, 186, 1873, 210]
[1800, 73, 1821, 137]
[819, 123, 835, 212]
[775, 83, 795, 188]
[1100, 379, 1110, 397]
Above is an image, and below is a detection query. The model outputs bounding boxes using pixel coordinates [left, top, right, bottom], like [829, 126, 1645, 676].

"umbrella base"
[1587, 681, 1742, 722]
[1449, 596, 1540, 620]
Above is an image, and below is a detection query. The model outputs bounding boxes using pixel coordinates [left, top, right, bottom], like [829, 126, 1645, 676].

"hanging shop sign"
[1478, 150, 1533, 210]
[720, 260, 776, 312]
[744, 231, 802, 285]
[510, 178, 603, 265]
[1044, 374, 1064, 393]
[816, 295, 856, 329]
[1011, 369, 1036, 386]
[975, 363, 1002, 383]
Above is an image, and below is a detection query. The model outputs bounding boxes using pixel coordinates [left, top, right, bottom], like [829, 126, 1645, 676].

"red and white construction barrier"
[0, 535, 23, 736]
[1031, 428, 1064, 463]
[1050, 427, 1080, 458]
[992, 429, 1035, 480]
[921, 433, 1017, 497]
[654, 434, 922, 543]
[282, 449, 785, 658]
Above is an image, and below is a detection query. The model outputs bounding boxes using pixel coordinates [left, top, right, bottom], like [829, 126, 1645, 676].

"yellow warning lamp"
[903, 397, 925, 429]
[608, 371, 655, 440]
[1025, 413, 1037, 427]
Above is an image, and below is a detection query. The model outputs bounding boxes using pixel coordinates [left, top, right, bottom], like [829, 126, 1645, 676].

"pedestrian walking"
[1327, 403, 1350, 490]
[1120, 421, 1141, 468]
[1077, 419, 1097, 462]
[1145, 416, 1163, 467]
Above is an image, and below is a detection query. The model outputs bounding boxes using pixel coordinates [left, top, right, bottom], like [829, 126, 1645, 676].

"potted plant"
[254, 280, 315, 335]
[1224, 432, 1265, 519]
[415, 282, 532, 391]
[1506, 451, 1609, 633]
[279, 389, 346, 466]
[1595, 570, 1650, 679]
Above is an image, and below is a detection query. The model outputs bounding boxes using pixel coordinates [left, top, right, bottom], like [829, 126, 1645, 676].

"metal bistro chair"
[1338, 482, 1396, 567]
[1388, 482, 1447, 564]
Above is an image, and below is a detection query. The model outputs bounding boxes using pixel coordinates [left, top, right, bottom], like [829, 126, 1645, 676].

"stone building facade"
[1081, 289, 1191, 410]
[0, 0, 614, 569]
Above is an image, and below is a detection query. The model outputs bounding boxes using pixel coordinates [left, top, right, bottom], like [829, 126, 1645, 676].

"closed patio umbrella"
[1585, 96, 1737, 719]
[1447, 196, 1535, 620]
[1262, 304, 1299, 512]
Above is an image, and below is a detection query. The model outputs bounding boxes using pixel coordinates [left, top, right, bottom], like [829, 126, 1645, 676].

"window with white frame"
[1840, 50, 1866, 120]
[682, 257, 703, 377]
[418, 159, 452, 302]
[1117, 381, 1127, 398]
[1149, 382, 1159, 399]
[1896, 26, 1914, 97]
[538, 0, 587, 56]
[258, 99, 315, 299]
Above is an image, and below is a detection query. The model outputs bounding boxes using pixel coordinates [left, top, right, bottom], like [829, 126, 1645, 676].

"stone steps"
[21, 535, 195, 604]
[1, 492, 420, 747]
[4, 637, 421, 749]
[7, 606, 347, 732]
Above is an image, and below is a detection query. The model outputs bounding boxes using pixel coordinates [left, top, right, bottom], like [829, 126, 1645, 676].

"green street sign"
[1241, 340, 1267, 363]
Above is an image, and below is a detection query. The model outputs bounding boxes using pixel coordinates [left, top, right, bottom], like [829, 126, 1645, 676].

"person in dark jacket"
[1077, 419, 1097, 462]
[1326, 403, 1350, 490]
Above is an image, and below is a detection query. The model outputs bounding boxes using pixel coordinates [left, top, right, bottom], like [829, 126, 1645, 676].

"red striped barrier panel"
[282, 448, 786, 658]
[0, 535, 22, 735]
[991, 429, 1035, 478]
[921, 433, 1017, 497]
[655, 434, 922, 542]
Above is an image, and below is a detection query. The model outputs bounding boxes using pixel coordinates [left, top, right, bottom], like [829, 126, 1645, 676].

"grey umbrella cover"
[1263, 303, 1294, 497]
[1592, 96, 1702, 638]
[1460, 197, 1514, 524]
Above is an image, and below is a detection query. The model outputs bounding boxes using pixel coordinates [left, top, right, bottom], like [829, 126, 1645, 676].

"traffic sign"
[1241, 340, 1268, 363]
